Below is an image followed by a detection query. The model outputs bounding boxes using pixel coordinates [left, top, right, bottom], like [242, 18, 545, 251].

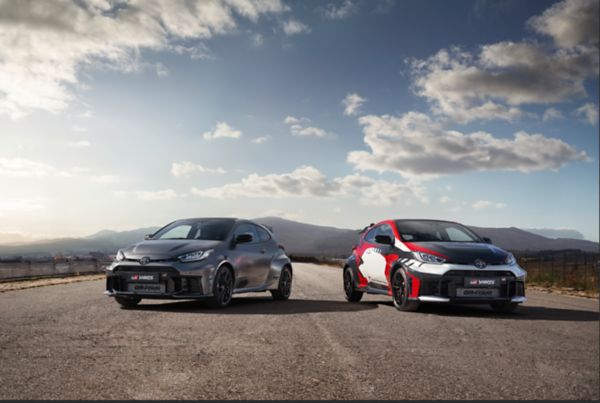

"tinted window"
[395, 220, 481, 243]
[379, 223, 395, 240]
[234, 223, 258, 243]
[363, 226, 378, 243]
[255, 225, 271, 242]
[153, 219, 235, 241]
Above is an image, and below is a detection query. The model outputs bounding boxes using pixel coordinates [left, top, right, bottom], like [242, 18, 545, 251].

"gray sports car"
[104, 217, 293, 308]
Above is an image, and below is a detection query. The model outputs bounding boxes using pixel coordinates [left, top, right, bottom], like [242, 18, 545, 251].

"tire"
[271, 266, 293, 300]
[490, 302, 519, 313]
[208, 266, 234, 308]
[391, 269, 420, 312]
[115, 296, 141, 308]
[343, 266, 363, 302]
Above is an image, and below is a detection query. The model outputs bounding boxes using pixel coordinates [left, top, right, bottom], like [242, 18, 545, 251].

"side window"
[234, 223, 258, 243]
[363, 226, 379, 244]
[379, 223, 395, 241]
[254, 225, 271, 242]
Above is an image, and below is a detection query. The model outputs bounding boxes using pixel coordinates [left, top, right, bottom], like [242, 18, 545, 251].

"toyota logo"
[474, 259, 487, 269]
[139, 256, 151, 265]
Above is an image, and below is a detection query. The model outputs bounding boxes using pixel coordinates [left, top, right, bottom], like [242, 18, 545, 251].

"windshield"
[152, 219, 235, 241]
[395, 220, 482, 243]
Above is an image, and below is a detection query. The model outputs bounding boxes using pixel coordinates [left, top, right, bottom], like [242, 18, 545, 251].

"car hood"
[408, 242, 509, 265]
[123, 240, 223, 259]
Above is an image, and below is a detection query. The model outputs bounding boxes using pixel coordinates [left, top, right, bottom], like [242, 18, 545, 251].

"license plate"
[464, 277, 500, 287]
[456, 288, 500, 298]
[127, 283, 165, 293]
[128, 273, 159, 283]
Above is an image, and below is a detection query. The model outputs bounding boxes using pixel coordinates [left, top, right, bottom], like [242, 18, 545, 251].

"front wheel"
[271, 266, 292, 300]
[208, 267, 234, 308]
[343, 267, 363, 302]
[115, 296, 141, 308]
[391, 269, 420, 312]
[490, 302, 519, 313]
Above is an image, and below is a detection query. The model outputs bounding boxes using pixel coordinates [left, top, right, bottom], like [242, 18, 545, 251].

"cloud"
[410, 43, 598, 123]
[67, 140, 91, 148]
[342, 93, 366, 116]
[191, 165, 427, 206]
[574, 102, 599, 126]
[409, 0, 599, 123]
[0, 157, 71, 177]
[250, 32, 264, 47]
[203, 121, 242, 140]
[0, 0, 288, 118]
[472, 200, 507, 209]
[283, 116, 332, 137]
[251, 135, 271, 144]
[347, 112, 589, 178]
[71, 125, 88, 133]
[92, 175, 122, 184]
[542, 107, 564, 122]
[134, 189, 181, 201]
[323, 0, 357, 19]
[440, 196, 452, 204]
[523, 227, 585, 240]
[0, 198, 46, 215]
[281, 19, 311, 35]
[155, 63, 169, 77]
[171, 161, 226, 176]
[527, 0, 599, 48]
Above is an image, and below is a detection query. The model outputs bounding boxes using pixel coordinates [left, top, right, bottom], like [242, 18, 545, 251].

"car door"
[252, 224, 276, 286]
[231, 223, 263, 289]
[357, 224, 394, 285]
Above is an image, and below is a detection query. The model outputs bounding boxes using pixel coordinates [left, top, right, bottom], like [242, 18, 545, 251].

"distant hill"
[0, 217, 596, 258]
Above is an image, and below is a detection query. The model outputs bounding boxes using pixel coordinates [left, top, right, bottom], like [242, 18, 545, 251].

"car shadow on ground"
[364, 301, 599, 322]
[131, 296, 378, 315]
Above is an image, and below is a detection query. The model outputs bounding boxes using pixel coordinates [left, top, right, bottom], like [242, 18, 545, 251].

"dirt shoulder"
[0, 274, 104, 293]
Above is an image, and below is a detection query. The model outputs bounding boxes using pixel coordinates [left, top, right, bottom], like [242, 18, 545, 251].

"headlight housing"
[414, 251, 446, 264]
[115, 249, 125, 262]
[178, 249, 213, 263]
[505, 253, 517, 266]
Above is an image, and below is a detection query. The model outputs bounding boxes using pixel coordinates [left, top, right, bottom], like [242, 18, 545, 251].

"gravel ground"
[0, 263, 598, 399]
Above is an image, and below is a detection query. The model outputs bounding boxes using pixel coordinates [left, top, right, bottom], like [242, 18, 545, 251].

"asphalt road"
[0, 263, 598, 400]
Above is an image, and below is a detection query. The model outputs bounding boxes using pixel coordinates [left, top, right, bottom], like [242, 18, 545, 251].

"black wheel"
[208, 267, 234, 308]
[391, 269, 420, 312]
[271, 266, 292, 300]
[115, 296, 141, 308]
[343, 267, 363, 302]
[490, 302, 519, 313]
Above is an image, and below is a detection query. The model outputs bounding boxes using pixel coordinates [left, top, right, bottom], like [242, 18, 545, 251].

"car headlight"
[178, 249, 213, 263]
[414, 252, 446, 264]
[115, 249, 125, 262]
[505, 253, 517, 266]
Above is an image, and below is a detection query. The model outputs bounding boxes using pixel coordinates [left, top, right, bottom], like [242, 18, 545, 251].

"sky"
[0, 0, 598, 242]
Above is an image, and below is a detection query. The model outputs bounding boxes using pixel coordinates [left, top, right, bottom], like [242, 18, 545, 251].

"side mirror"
[234, 233, 253, 244]
[375, 235, 394, 245]
[144, 234, 153, 240]
[483, 237, 492, 244]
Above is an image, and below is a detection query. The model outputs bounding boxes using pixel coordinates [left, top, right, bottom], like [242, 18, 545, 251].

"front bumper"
[406, 263, 526, 304]
[104, 260, 217, 299]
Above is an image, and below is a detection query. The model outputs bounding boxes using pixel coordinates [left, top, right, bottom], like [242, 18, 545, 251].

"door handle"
[260, 249, 266, 254]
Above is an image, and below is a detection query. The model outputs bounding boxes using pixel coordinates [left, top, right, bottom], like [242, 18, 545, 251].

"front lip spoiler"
[417, 295, 527, 303]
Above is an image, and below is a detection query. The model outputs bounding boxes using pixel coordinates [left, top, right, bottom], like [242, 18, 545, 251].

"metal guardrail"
[0, 261, 111, 282]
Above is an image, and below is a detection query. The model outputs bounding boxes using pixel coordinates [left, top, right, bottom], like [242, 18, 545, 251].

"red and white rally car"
[343, 219, 527, 312]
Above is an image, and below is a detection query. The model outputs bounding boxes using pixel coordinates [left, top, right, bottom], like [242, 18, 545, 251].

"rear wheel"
[343, 267, 363, 302]
[490, 302, 519, 313]
[208, 267, 234, 308]
[115, 296, 141, 308]
[271, 266, 292, 300]
[392, 269, 420, 312]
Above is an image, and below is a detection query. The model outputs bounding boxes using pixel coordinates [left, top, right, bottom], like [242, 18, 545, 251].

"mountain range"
[0, 217, 597, 259]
